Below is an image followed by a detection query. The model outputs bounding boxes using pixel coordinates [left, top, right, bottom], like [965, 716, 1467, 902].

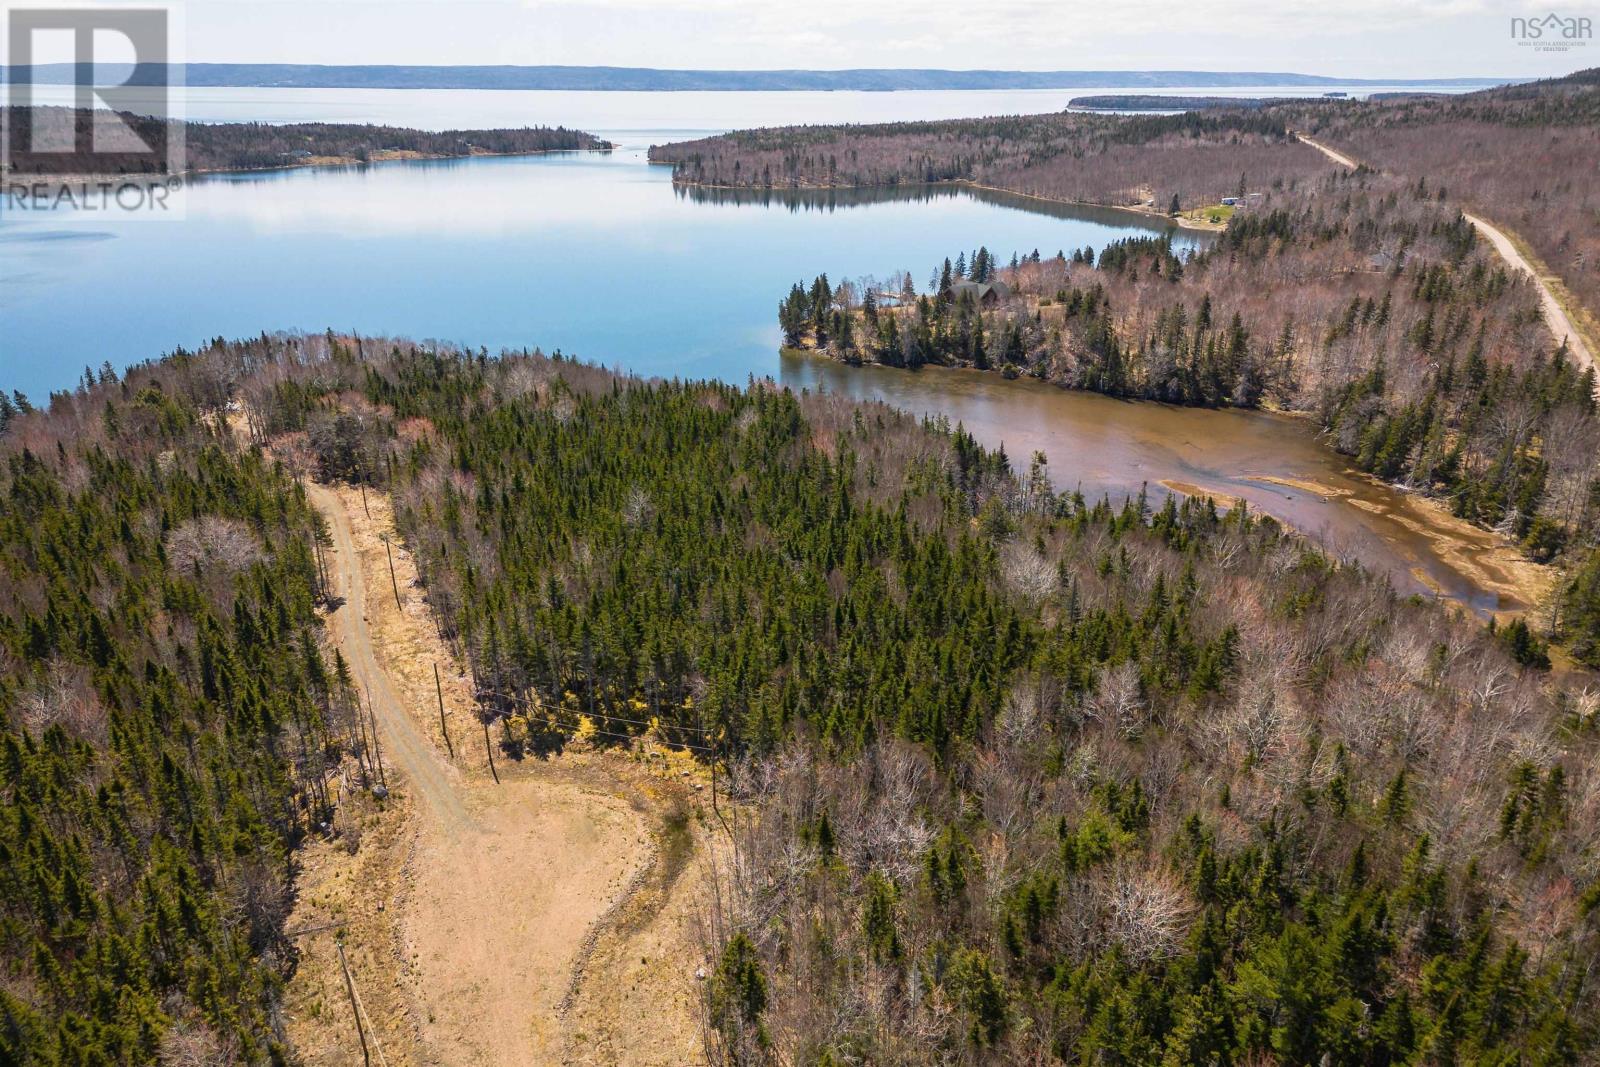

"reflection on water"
[0, 109, 1527, 616]
[782, 352, 1522, 614]
[0, 147, 1190, 395]
[674, 181, 1211, 242]
[676, 182, 1000, 214]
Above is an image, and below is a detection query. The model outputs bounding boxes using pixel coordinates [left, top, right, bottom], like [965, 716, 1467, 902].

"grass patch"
[1183, 203, 1237, 225]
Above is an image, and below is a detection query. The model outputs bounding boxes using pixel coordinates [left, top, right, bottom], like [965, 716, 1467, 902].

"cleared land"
[283, 482, 711, 1066]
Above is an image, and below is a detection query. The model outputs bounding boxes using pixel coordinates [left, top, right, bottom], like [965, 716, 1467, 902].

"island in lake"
[4, 49, 1600, 1067]
[0, 106, 610, 176]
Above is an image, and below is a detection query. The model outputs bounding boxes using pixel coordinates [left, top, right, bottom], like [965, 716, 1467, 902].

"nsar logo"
[1511, 12, 1592, 51]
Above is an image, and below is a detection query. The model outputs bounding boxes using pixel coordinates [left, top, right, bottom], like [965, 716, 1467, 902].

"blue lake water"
[0, 84, 1514, 611]
[16, 82, 1487, 134]
[2, 81, 1485, 397]
[0, 143, 1200, 398]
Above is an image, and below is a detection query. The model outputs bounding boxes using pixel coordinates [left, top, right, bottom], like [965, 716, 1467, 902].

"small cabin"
[949, 280, 1013, 307]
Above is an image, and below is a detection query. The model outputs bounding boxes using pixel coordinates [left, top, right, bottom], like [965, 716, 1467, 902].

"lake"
[15, 82, 1489, 133]
[783, 355, 1535, 614]
[0, 145, 1204, 393]
[0, 83, 1520, 612]
[2, 80, 1485, 394]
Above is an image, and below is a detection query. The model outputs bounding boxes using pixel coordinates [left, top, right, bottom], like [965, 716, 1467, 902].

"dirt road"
[1460, 211, 1595, 376]
[1294, 131, 1595, 378]
[1293, 131, 1360, 171]
[311, 482, 469, 832]
[287, 483, 710, 1066]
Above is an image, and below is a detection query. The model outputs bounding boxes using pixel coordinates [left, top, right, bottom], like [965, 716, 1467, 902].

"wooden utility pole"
[435, 662, 454, 758]
[365, 684, 386, 789]
[311, 537, 331, 603]
[701, 709, 732, 839]
[710, 756, 720, 818]
[483, 716, 500, 784]
[383, 536, 402, 609]
[353, 692, 373, 783]
[336, 940, 372, 1067]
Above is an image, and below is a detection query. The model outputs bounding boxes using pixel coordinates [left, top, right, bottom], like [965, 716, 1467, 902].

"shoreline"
[1240, 470, 1557, 625]
[200, 142, 615, 177]
[962, 179, 1228, 232]
[2, 144, 615, 185]
[667, 174, 1224, 233]
[790, 341, 1559, 625]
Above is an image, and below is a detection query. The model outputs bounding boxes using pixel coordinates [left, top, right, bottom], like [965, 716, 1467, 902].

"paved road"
[309, 482, 470, 832]
[1294, 131, 1595, 380]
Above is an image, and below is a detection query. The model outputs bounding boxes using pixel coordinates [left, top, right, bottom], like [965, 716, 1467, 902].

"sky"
[31, 0, 1600, 79]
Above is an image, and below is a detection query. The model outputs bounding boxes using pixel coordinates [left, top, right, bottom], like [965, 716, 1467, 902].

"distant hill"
[0, 107, 608, 174]
[1068, 92, 1459, 110]
[1068, 95, 1304, 110]
[0, 63, 1513, 92]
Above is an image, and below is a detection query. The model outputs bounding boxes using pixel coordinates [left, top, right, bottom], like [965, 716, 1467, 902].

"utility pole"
[435, 662, 454, 758]
[312, 536, 331, 604]
[336, 940, 371, 1067]
[382, 535, 402, 610]
[354, 691, 373, 784]
[365, 684, 386, 789]
[483, 715, 500, 784]
[700, 707, 731, 839]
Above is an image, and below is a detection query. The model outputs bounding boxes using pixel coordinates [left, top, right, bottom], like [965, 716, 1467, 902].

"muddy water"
[0, 82, 1535, 618]
[781, 352, 1542, 615]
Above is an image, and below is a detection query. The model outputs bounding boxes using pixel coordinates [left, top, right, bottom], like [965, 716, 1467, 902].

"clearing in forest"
[282, 481, 713, 1066]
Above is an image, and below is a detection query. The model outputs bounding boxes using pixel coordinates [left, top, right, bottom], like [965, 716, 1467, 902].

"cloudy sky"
[143, 0, 1600, 78]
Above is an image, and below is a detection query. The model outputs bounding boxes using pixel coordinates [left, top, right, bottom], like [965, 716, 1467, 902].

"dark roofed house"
[949, 279, 1013, 307]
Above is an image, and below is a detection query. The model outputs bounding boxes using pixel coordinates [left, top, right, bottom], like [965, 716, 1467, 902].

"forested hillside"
[5, 334, 1600, 1062]
[181, 118, 608, 172]
[0, 357, 350, 1062]
[0, 107, 608, 175]
[652, 68, 1598, 349]
[1285, 71, 1600, 337]
[649, 108, 1330, 214]
[212, 335, 1600, 1064]
[657, 69, 1600, 665]
[782, 169, 1600, 661]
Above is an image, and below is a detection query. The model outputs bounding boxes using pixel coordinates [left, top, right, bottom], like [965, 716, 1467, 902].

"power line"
[478, 687, 712, 737]
[488, 704, 714, 754]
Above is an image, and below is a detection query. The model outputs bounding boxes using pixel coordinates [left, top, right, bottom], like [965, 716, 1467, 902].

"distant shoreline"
[1, 144, 614, 184]
[190, 143, 615, 177]
[0, 109, 612, 179]
[668, 174, 1225, 233]
[1, 63, 1517, 93]
[1067, 91, 1454, 110]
